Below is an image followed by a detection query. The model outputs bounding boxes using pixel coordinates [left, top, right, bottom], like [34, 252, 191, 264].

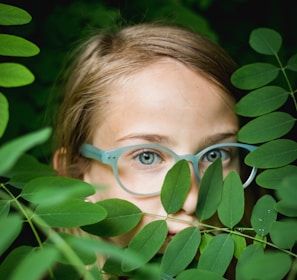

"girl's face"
[84, 58, 238, 247]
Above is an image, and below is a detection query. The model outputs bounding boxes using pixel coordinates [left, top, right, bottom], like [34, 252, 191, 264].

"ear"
[53, 148, 67, 174]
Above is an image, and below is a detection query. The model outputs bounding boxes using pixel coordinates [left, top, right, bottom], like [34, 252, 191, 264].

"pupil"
[208, 150, 221, 161]
[140, 152, 153, 164]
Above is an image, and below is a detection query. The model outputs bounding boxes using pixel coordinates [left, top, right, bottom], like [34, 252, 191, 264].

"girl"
[53, 23, 256, 249]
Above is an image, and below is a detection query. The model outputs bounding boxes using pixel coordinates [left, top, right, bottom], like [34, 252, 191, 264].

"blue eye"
[136, 151, 162, 165]
[203, 149, 229, 162]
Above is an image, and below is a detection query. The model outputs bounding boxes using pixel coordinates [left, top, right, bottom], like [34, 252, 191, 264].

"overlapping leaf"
[238, 112, 295, 144]
[82, 198, 142, 237]
[196, 159, 223, 221]
[251, 195, 277, 237]
[218, 171, 244, 228]
[235, 86, 289, 117]
[161, 227, 201, 277]
[197, 234, 234, 276]
[161, 159, 191, 214]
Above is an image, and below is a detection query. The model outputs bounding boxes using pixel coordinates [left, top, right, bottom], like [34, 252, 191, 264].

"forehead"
[92, 59, 238, 149]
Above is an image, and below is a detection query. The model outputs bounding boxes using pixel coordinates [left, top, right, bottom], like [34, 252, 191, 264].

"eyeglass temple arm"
[79, 144, 105, 162]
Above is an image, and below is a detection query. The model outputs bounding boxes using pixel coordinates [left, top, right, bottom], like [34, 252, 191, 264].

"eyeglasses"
[79, 143, 257, 197]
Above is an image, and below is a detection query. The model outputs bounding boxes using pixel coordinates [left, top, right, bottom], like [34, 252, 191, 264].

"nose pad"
[181, 163, 199, 215]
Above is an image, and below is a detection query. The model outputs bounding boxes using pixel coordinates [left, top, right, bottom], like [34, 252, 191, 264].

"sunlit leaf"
[251, 195, 277, 237]
[122, 220, 167, 271]
[199, 233, 213, 254]
[21, 176, 95, 206]
[253, 233, 267, 248]
[34, 198, 107, 228]
[249, 28, 282, 55]
[161, 227, 201, 276]
[198, 234, 234, 276]
[161, 160, 191, 214]
[231, 63, 279, 90]
[0, 128, 51, 176]
[256, 165, 297, 189]
[0, 215, 22, 255]
[0, 200, 10, 217]
[218, 171, 244, 228]
[0, 34, 39, 57]
[0, 3, 31, 25]
[0, 92, 9, 138]
[0, 63, 35, 87]
[245, 139, 297, 168]
[176, 268, 227, 280]
[275, 174, 297, 217]
[231, 233, 246, 259]
[287, 53, 297, 71]
[9, 246, 59, 280]
[235, 86, 289, 117]
[82, 199, 142, 237]
[0, 246, 33, 277]
[237, 251, 292, 280]
[238, 112, 295, 144]
[270, 219, 297, 249]
[196, 159, 223, 221]
[236, 244, 264, 280]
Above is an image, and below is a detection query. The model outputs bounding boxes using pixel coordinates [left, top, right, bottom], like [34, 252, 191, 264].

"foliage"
[0, 3, 296, 280]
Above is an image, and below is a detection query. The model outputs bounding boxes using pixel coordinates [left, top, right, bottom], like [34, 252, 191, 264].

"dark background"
[1, 0, 297, 161]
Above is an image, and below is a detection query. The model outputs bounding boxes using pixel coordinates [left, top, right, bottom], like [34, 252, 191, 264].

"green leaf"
[34, 198, 107, 228]
[245, 139, 297, 168]
[236, 244, 264, 280]
[196, 159, 223, 221]
[249, 28, 282, 55]
[21, 176, 95, 206]
[251, 195, 277, 237]
[161, 227, 201, 276]
[0, 215, 22, 255]
[218, 171, 244, 228]
[275, 174, 297, 217]
[0, 92, 9, 138]
[270, 219, 297, 249]
[122, 220, 167, 271]
[238, 112, 295, 144]
[256, 165, 297, 189]
[0, 34, 40, 57]
[0, 200, 10, 217]
[231, 234, 246, 259]
[0, 63, 35, 87]
[82, 198, 142, 237]
[235, 86, 289, 117]
[0, 246, 33, 277]
[56, 233, 97, 265]
[199, 233, 213, 254]
[176, 268, 227, 280]
[237, 251, 292, 280]
[10, 246, 59, 280]
[286, 53, 297, 71]
[161, 160, 191, 214]
[0, 127, 51, 175]
[231, 62, 279, 90]
[6, 154, 56, 189]
[0, 3, 31, 25]
[198, 234, 234, 276]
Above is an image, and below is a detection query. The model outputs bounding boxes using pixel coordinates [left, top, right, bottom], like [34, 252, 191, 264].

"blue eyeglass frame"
[79, 142, 257, 197]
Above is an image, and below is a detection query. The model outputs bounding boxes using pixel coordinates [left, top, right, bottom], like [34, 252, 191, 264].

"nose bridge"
[182, 154, 200, 182]
[181, 156, 199, 215]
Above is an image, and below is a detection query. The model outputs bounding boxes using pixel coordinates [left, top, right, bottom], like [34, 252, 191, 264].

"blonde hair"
[54, 23, 238, 178]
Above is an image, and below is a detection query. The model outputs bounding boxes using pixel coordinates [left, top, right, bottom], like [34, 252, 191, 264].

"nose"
[181, 163, 199, 214]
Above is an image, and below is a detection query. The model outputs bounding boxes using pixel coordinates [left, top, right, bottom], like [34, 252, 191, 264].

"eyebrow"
[116, 133, 173, 145]
[116, 131, 238, 147]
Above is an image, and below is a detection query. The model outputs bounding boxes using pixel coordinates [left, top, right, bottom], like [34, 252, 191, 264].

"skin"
[83, 58, 239, 247]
